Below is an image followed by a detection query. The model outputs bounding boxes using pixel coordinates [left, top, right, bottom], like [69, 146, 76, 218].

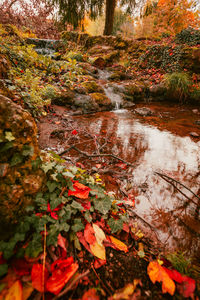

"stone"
[135, 107, 154, 116]
[190, 132, 200, 138]
[92, 57, 106, 69]
[195, 120, 200, 125]
[192, 109, 198, 114]
[52, 89, 75, 106]
[81, 81, 104, 94]
[90, 93, 112, 108]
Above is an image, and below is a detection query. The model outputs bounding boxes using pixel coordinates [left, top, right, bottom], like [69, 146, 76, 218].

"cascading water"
[26, 38, 60, 57]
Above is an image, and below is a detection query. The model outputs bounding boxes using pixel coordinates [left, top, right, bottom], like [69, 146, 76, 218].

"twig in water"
[53, 269, 90, 299]
[155, 172, 200, 207]
[59, 146, 135, 168]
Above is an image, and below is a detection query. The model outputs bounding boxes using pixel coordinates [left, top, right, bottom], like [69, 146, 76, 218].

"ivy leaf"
[62, 171, 74, 178]
[47, 181, 59, 193]
[41, 162, 56, 173]
[93, 197, 112, 215]
[0, 142, 13, 152]
[72, 219, 84, 232]
[31, 157, 42, 170]
[10, 153, 23, 166]
[59, 223, 70, 232]
[107, 218, 123, 233]
[22, 145, 34, 156]
[0, 264, 8, 277]
[71, 200, 83, 210]
[5, 131, 15, 141]
[84, 211, 92, 223]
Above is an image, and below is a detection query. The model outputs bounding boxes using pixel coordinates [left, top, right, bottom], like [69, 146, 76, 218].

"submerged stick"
[59, 145, 135, 168]
[155, 172, 200, 207]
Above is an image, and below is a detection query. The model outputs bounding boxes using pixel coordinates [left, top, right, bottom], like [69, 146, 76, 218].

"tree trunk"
[103, 0, 116, 35]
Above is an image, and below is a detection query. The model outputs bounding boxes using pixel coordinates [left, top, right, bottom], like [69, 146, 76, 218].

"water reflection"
[82, 110, 200, 255]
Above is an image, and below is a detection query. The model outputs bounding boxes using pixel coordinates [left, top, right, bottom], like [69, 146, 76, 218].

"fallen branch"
[155, 172, 200, 207]
[59, 146, 135, 168]
[91, 264, 114, 295]
[53, 269, 90, 299]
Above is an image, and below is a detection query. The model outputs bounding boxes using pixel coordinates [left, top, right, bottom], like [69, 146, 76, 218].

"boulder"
[52, 88, 75, 106]
[135, 107, 154, 116]
[90, 93, 112, 108]
[0, 95, 45, 239]
[81, 81, 104, 94]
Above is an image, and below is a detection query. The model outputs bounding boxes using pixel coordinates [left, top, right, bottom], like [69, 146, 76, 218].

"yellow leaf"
[22, 283, 33, 300]
[109, 236, 128, 253]
[90, 241, 106, 260]
[111, 279, 141, 300]
[5, 281, 22, 300]
[147, 261, 175, 295]
[92, 224, 106, 247]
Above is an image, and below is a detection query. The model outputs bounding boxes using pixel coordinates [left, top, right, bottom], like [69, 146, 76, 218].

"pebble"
[192, 109, 198, 114]
[110, 253, 114, 258]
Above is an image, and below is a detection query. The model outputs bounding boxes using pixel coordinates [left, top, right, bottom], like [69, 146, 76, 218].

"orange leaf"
[147, 261, 175, 295]
[90, 241, 106, 260]
[31, 263, 49, 292]
[68, 182, 91, 199]
[82, 288, 100, 300]
[5, 281, 22, 300]
[22, 283, 33, 300]
[84, 223, 96, 245]
[46, 263, 78, 295]
[109, 236, 128, 253]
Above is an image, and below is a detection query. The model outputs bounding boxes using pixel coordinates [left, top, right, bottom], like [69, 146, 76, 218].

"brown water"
[39, 103, 200, 257]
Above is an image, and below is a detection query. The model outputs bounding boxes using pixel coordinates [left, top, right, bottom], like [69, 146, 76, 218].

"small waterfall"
[103, 85, 123, 111]
[26, 38, 60, 57]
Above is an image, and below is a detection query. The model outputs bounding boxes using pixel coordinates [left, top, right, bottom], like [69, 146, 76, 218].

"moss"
[90, 93, 111, 107]
[0, 95, 45, 238]
[81, 81, 104, 93]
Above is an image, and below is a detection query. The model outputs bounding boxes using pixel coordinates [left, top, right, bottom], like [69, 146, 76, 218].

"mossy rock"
[81, 81, 104, 94]
[0, 54, 11, 79]
[0, 95, 45, 239]
[90, 93, 112, 107]
[52, 88, 75, 106]
[103, 51, 120, 63]
[181, 47, 200, 73]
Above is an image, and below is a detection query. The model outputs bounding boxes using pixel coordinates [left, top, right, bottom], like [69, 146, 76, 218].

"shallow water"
[72, 105, 200, 256]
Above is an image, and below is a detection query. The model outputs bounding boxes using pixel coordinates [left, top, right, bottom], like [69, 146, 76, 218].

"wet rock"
[135, 107, 154, 116]
[52, 89, 75, 106]
[190, 132, 200, 138]
[149, 83, 166, 96]
[92, 57, 106, 69]
[81, 81, 104, 94]
[78, 62, 98, 75]
[90, 93, 112, 108]
[0, 94, 45, 239]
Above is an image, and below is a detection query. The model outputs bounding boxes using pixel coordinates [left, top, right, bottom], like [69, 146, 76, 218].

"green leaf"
[59, 223, 70, 232]
[72, 219, 84, 232]
[0, 142, 13, 152]
[5, 131, 15, 141]
[107, 218, 123, 233]
[0, 264, 8, 277]
[25, 233, 42, 258]
[22, 145, 34, 156]
[71, 200, 83, 210]
[84, 210, 92, 223]
[93, 196, 112, 215]
[74, 236, 81, 250]
[50, 197, 62, 210]
[61, 207, 72, 220]
[62, 171, 74, 178]
[0, 283, 6, 292]
[41, 162, 56, 173]
[25, 206, 35, 212]
[10, 153, 23, 166]
[47, 181, 59, 193]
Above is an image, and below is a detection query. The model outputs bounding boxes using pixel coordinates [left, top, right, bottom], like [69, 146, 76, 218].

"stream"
[37, 50, 200, 258]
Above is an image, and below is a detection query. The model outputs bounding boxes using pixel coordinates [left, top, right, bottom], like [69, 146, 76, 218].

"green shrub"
[176, 27, 200, 46]
[164, 72, 192, 101]
[65, 51, 84, 62]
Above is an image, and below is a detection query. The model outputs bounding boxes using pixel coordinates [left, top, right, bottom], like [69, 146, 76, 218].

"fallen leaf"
[31, 264, 48, 292]
[46, 262, 78, 295]
[57, 234, 67, 255]
[147, 261, 175, 295]
[163, 267, 195, 298]
[90, 241, 106, 260]
[93, 224, 106, 247]
[68, 182, 91, 199]
[71, 129, 78, 135]
[84, 224, 96, 245]
[108, 236, 128, 253]
[82, 288, 100, 300]
[77, 231, 92, 254]
[94, 259, 106, 269]
[12, 259, 31, 276]
[109, 279, 141, 300]
[5, 281, 22, 300]
[22, 283, 33, 300]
